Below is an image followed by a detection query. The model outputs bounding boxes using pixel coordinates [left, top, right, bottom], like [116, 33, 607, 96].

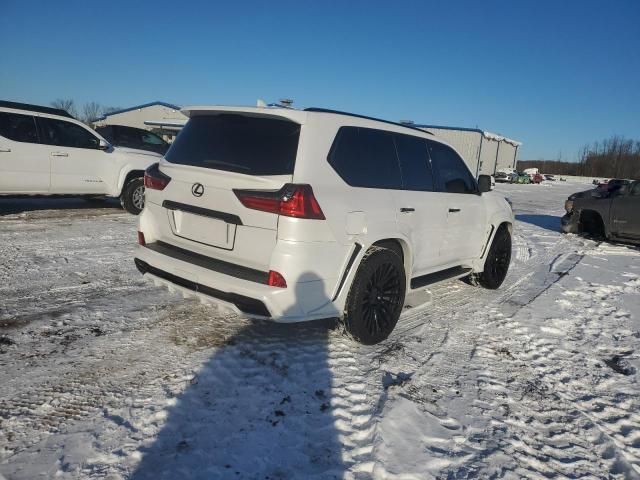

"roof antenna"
[279, 98, 294, 108]
[399, 119, 414, 125]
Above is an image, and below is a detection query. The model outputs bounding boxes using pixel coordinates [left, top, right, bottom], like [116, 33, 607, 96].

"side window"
[328, 127, 402, 189]
[630, 182, 640, 196]
[0, 112, 38, 143]
[427, 140, 477, 194]
[39, 118, 100, 149]
[141, 131, 166, 145]
[394, 133, 434, 191]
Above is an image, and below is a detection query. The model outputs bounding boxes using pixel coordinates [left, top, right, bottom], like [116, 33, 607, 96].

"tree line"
[518, 135, 640, 180]
[50, 98, 121, 127]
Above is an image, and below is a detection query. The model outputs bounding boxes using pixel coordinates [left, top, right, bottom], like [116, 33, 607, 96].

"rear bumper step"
[144, 241, 269, 284]
[134, 258, 271, 317]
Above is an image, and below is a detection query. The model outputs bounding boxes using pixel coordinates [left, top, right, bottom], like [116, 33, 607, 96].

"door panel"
[394, 190, 448, 275]
[37, 117, 109, 194]
[439, 193, 486, 262]
[611, 183, 640, 238]
[0, 112, 49, 193]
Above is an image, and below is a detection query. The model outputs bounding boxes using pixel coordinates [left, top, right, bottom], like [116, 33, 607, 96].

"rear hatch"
[146, 112, 302, 271]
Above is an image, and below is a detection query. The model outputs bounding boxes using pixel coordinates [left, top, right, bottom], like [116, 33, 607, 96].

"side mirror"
[98, 139, 110, 151]
[478, 174, 492, 193]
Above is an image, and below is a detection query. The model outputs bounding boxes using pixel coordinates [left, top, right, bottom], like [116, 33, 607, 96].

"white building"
[415, 125, 522, 177]
[93, 101, 187, 142]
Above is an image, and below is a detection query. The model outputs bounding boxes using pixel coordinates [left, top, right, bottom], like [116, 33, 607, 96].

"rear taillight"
[144, 163, 171, 191]
[137, 231, 146, 246]
[268, 270, 287, 288]
[234, 184, 325, 220]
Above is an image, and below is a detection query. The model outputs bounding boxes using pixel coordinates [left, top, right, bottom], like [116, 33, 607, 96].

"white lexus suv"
[135, 106, 514, 344]
[0, 101, 164, 214]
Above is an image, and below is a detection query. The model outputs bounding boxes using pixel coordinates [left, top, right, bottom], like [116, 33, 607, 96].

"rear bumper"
[134, 241, 347, 323]
[134, 258, 271, 317]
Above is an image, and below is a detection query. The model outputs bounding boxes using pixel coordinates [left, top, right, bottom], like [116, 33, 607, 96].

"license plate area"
[167, 209, 236, 250]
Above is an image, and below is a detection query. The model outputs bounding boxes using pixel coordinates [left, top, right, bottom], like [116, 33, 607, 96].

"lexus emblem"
[191, 183, 204, 197]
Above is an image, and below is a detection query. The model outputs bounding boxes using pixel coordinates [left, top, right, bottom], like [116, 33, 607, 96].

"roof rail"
[0, 100, 75, 119]
[304, 108, 433, 135]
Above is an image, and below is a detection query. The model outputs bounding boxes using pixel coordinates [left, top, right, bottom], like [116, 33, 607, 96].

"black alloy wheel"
[470, 226, 511, 289]
[344, 246, 406, 345]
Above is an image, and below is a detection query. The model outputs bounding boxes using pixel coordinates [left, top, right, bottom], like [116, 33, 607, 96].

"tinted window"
[95, 125, 114, 143]
[630, 182, 640, 196]
[394, 134, 433, 191]
[39, 118, 100, 149]
[427, 140, 476, 194]
[0, 112, 38, 143]
[328, 127, 402, 189]
[166, 114, 300, 176]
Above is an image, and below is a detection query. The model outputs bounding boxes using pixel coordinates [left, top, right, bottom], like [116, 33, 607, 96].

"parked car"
[135, 106, 514, 344]
[562, 180, 640, 243]
[531, 173, 544, 184]
[544, 174, 556, 181]
[494, 171, 511, 183]
[95, 125, 170, 155]
[513, 172, 531, 184]
[0, 101, 163, 214]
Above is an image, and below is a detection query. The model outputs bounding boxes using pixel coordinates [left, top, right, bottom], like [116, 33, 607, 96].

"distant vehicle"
[513, 172, 531, 184]
[135, 105, 514, 344]
[494, 171, 511, 183]
[0, 101, 163, 214]
[562, 180, 640, 243]
[523, 167, 539, 175]
[531, 173, 544, 184]
[96, 125, 170, 155]
[544, 174, 556, 181]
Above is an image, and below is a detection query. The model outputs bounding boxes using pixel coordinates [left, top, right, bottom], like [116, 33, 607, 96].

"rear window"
[165, 114, 300, 176]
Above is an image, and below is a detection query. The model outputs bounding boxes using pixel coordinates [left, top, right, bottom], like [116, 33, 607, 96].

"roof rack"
[0, 100, 75, 119]
[304, 108, 433, 135]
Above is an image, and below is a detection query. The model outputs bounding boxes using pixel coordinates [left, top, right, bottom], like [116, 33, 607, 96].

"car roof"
[0, 100, 74, 119]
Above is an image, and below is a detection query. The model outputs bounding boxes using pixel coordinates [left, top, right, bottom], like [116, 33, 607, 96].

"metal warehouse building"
[415, 125, 521, 177]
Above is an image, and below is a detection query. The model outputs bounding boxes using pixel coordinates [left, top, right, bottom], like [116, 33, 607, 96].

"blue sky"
[1, 0, 639, 160]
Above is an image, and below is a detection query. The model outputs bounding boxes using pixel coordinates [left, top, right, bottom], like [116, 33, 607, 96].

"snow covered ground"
[1, 182, 639, 479]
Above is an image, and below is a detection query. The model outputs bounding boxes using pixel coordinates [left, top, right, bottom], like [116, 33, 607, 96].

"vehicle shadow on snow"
[515, 214, 561, 233]
[131, 273, 347, 479]
[0, 197, 121, 216]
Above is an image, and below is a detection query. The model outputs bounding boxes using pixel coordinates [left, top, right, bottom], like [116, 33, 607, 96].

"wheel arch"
[118, 169, 145, 196]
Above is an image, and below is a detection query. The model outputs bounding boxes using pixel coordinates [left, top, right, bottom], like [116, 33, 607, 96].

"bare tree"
[82, 102, 103, 126]
[50, 98, 77, 118]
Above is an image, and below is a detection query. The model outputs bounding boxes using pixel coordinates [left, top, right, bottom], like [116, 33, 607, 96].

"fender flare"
[116, 167, 145, 196]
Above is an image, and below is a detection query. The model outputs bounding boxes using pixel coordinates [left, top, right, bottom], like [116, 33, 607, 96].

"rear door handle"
[0, 147, 11, 153]
[448, 208, 461, 213]
[51, 152, 69, 157]
[400, 207, 415, 213]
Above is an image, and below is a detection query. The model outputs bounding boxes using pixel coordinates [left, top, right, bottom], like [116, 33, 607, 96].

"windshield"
[165, 114, 300, 176]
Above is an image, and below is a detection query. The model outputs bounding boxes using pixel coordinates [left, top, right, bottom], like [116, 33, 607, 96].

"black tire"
[343, 246, 406, 345]
[470, 226, 511, 289]
[120, 177, 145, 215]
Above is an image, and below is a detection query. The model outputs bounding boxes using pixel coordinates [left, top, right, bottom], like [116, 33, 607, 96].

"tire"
[343, 246, 406, 345]
[470, 226, 511, 290]
[120, 177, 145, 215]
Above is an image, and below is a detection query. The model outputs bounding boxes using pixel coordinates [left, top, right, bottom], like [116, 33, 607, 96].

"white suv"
[0, 101, 164, 214]
[135, 106, 514, 344]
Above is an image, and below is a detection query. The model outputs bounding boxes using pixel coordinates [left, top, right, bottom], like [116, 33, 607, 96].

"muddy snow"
[1, 184, 639, 479]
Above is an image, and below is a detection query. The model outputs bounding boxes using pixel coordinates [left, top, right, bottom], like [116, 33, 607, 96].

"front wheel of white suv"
[468, 225, 511, 289]
[120, 177, 145, 215]
[343, 246, 406, 345]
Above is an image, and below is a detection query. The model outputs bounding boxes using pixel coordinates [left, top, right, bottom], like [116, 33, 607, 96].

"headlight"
[564, 199, 574, 213]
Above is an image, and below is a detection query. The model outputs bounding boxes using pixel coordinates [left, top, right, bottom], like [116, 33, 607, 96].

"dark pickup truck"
[561, 180, 640, 244]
